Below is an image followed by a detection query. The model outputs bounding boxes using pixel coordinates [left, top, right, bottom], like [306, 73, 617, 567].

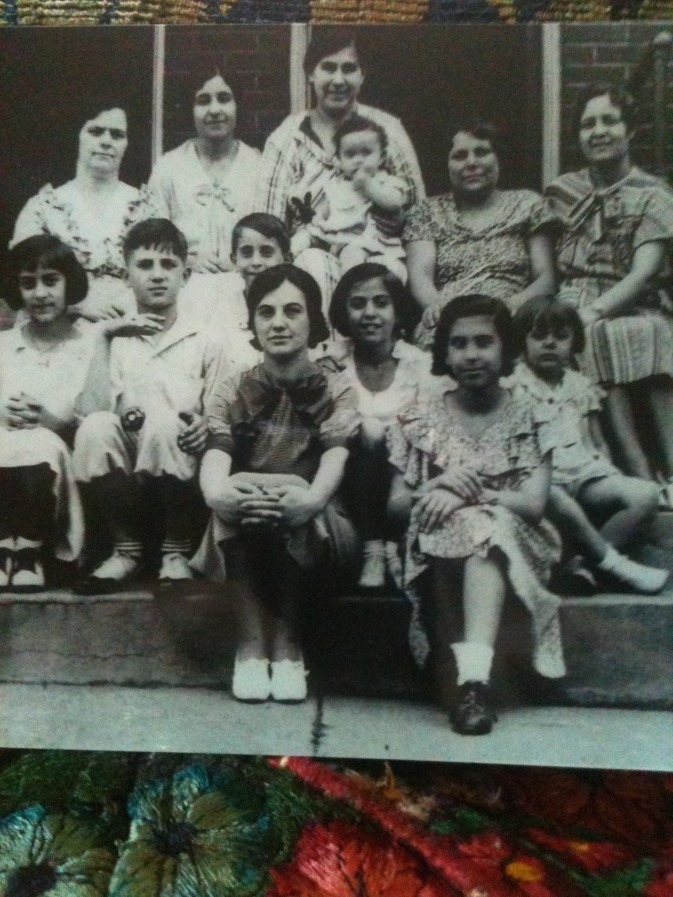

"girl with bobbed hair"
[194, 264, 361, 704]
[329, 262, 431, 588]
[0, 236, 97, 590]
[387, 295, 564, 736]
[546, 84, 673, 501]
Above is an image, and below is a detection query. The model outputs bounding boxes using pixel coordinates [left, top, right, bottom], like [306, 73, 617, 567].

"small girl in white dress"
[507, 295, 666, 594]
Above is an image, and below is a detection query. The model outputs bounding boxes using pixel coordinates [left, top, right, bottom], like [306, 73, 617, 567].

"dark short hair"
[572, 83, 636, 136]
[431, 294, 516, 377]
[246, 263, 330, 350]
[513, 295, 585, 358]
[329, 262, 420, 342]
[447, 119, 503, 160]
[231, 213, 291, 258]
[122, 218, 189, 264]
[334, 114, 387, 157]
[5, 235, 89, 310]
[170, 63, 241, 136]
[303, 26, 361, 74]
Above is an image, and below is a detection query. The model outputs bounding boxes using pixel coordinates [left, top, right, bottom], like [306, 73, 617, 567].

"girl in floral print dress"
[388, 295, 564, 736]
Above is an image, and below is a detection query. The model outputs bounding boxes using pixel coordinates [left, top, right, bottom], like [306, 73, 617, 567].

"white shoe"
[11, 551, 44, 591]
[232, 656, 271, 702]
[358, 540, 386, 589]
[600, 548, 668, 594]
[270, 659, 308, 702]
[91, 550, 141, 581]
[158, 552, 194, 582]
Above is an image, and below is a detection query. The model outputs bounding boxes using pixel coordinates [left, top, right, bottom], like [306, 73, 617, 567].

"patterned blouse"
[403, 189, 557, 305]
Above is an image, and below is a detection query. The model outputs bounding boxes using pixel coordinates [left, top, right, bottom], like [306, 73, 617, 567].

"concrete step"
[1, 581, 671, 709]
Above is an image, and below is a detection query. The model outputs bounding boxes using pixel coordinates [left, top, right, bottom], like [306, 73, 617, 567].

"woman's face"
[308, 44, 364, 118]
[19, 263, 68, 325]
[254, 281, 311, 360]
[448, 131, 499, 200]
[344, 276, 396, 348]
[578, 94, 630, 167]
[193, 74, 237, 141]
[78, 108, 128, 176]
[446, 314, 503, 391]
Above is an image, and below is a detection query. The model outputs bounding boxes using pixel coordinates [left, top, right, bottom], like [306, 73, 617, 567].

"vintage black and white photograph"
[0, 22, 671, 768]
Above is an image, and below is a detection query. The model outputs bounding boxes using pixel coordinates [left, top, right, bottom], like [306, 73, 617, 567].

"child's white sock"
[451, 642, 495, 685]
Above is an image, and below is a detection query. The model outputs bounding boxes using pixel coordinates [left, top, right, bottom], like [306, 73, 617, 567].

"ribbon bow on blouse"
[194, 182, 237, 213]
[230, 367, 332, 443]
[565, 181, 626, 243]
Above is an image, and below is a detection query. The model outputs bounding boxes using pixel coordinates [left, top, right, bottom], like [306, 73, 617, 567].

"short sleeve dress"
[545, 167, 673, 385]
[504, 362, 620, 496]
[403, 190, 557, 349]
[387, 388, 565, 679]
[191, 362, 361, 580]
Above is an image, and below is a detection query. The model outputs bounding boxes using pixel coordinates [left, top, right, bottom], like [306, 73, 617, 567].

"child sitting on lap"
[507, 295, 666, 594]
[291, 115, 409, 281]
[72, 218, 231, 592]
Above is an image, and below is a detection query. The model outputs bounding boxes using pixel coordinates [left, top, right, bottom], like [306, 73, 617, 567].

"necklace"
[24, 327, 66, 367]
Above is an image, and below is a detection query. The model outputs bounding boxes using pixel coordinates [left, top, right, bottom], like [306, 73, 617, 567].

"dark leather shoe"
[450, 681, 496, 736]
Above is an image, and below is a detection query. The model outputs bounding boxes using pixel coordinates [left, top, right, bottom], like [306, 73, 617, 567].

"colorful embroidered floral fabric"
[0, 751, 670, 897]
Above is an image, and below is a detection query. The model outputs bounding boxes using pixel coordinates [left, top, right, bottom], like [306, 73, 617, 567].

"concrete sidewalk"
[0, 683, 670, 770]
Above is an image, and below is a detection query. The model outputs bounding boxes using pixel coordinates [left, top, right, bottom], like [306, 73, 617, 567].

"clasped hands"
[414, 467, 497, 533]
[4, 392, 56, 430]
[212, 475, 318, 530]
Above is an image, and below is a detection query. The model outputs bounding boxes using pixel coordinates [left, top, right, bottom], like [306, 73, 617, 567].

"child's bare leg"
[462, 553, 507, 648]
[580, 476, 659, 551]
[647, 378, 673, 480]
[547, 485, 607, 564]
[604, 386, 652, 480]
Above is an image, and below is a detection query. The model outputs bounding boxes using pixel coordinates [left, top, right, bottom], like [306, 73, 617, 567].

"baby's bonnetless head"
[334, 115, 387, 178]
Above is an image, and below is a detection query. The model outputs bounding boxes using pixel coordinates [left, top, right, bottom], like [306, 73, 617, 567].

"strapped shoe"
[158, 552, 194, 582]
[232, 657, 271, 702]
[11, 548, 45, 593]
[450, 681, 497, 736]
[270, 659, 308, 703]
[74, 550, 141, 595]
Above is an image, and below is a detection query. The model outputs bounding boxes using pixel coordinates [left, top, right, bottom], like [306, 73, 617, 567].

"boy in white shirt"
[73, 218, 231, 592]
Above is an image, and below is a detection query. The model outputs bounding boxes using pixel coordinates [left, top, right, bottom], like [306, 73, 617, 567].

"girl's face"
[448, 131, 499, 199]
[344, 276, 396, 348]
[193, 74, 237, 141]
[525, 320, 574, 384]
[578, 94, 630, 167]
[308, 45, 364, 117]
[20, 263, 68, 325]
[232, 228, 286, 289]
[254, 281, 311, 359]
[78, 108, 128, 176]
[446, 314, 503, 390]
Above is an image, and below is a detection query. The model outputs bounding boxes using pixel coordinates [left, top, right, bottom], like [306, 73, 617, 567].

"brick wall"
[560, 23, 673, 180]
[162, 25, 292, 154]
